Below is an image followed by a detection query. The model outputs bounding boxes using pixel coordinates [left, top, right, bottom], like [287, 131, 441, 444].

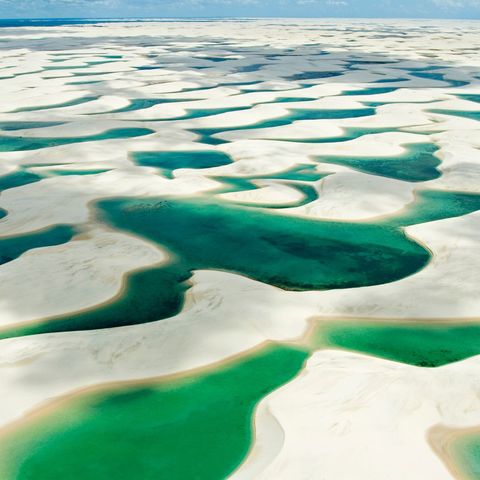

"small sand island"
[0, 7, 479, 480]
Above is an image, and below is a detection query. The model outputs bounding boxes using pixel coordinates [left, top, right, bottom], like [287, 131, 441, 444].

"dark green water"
[216, 181, 319, 210]
[213, 163, 328, 192]
[457, 94, 480, 104]
[0, 51, 478, 480]
[316, 142, 441, 182]
[0, 345, 308, 480]
[0, 170, 43, 192]
[343, 87, 397, 96]
[13, 181, 470, 338]
[132, 150, 232, 178]
[3, 318, 480, 478]
[286, 71, 343, 81]
[106, 98, 196, 113]
[257, 183, 319, 209]
[72, 71, 117, 77]
[0, 167, 110, 200]
[0, 128, 154, 152]
[0, 69, 43, 80]
[136, 65, 163, 70]
[208, 164, 323, 193]
[0, 225, 76, 266]
[136, 106, 250, 123]
[320, 321, 480, 367]
[272, 126, 394, 144]
[86, 60, 117, 66]
[175, 106, 250, 121]
[346, 60, 396, 67]
[0, 194, 430, 340]
[267, 183, 319, 209]
[43, 65, 87, 71]
[236, 63, 266, 73]
[12, 96, 99, 113]
[252, 164, 327, 182]
[383, 190, 480, 227]
[210, 164, 328, 207]
[221, 80, 260, 88]
[362, 100, 436, 107]
[0, 263, 190, 341]
[274, 96, 318, 103]
[46, 168, 111, 176]
[66, 80, 103, 85]
[190, 107, 376, 145]
[404, 66, 447, 72]
[200, 56, 229, 62]
[374, 77, 409, 83]
[429, 109, 480, 122]
[410, 71, 469, 88]
[178, 83, 244, 96]
[96, 196, 430, 291]
[0, 122, 64, 131]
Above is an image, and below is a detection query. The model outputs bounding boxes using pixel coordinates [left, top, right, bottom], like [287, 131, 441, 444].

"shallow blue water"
[0, 127, 154, 152]
[286, 71, 343, 81]
[236, 64, 266, 73]
[410, 71, 469, 88]
[429, 109, 480, 121]
[457, 94, 480, 104]
[374, 77, 409, 84]
[343, 87, 397, 96]
[132, 150, 233, 178]
[316, 142, 441, 182]
[0, 122, 64, 131]
[189, 107, 376, 145]
[0, 225, 77, 266]
[105, 98, 196, 114]
[0, 170, 43, 192]
[12, 96, 99, 113]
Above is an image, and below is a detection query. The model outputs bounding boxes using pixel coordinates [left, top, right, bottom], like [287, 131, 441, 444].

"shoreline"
[428, 424, 480, 480]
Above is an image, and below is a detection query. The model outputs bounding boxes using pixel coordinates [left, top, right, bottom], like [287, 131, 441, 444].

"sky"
[0, 0, 479, 19]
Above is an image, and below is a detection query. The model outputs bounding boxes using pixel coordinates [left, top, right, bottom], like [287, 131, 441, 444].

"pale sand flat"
[0, 20, 480, 476]
[283, 172, 415, 220]
[0, 270, 316, 427]
[0, 168, 218, 236]
[0, 227, 166, 328]
[232, 349, 480, 480]
[0, 208, 479, 426]
[218, 181, 307, 206]
[312, 211, 480, 319]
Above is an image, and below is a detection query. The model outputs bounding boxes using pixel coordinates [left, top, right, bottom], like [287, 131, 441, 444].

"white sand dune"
[313, 211, 480, 319]
[0, 270, 316, 427]
[232, 349, 480, 480]
[0, 17, 480, 478]
[0, 228, 166, 328]
[0, 168, 218, 236]
[283, 171, 415, 220]
[0, 207, 479, 427]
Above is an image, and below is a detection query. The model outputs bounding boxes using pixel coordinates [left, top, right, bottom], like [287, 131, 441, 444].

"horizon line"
[1, 15, 480, 21]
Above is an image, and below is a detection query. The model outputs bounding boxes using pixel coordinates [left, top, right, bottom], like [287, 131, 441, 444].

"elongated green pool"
[0, 345, 308, 480]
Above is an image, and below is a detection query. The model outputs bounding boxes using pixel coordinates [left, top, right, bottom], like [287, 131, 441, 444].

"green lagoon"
[0, 345, 308, 480]
[0, 128, 154, 152]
